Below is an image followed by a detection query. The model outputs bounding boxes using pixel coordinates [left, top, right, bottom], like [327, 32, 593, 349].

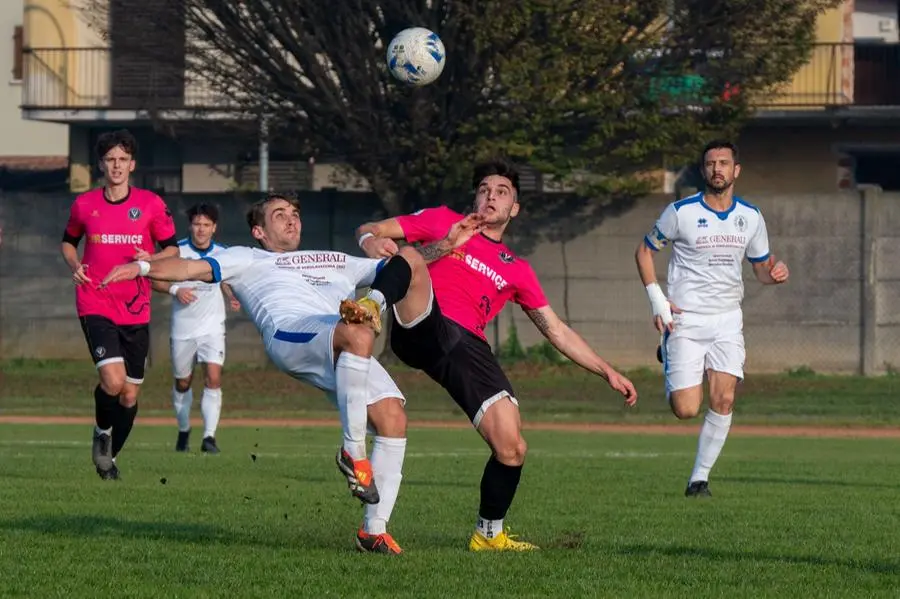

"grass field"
[1, 359, 900, 597]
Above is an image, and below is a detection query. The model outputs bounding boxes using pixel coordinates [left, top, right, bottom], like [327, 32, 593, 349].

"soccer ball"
[386, 27, 445, 86]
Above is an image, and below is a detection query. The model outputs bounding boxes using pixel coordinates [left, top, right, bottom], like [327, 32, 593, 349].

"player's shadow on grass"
[0, 515, 347, 550]
[720, 475, 900, 491]
[619, 543, 899, 575]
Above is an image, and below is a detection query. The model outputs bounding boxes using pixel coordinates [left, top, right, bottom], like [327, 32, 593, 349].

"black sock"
[478, 455, 523, 520]
[111, 403, 138, 457]
[94, 385, 118, 431]
[370, 255, 412, 306]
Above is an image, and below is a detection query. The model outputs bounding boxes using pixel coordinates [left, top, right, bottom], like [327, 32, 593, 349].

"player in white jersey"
[101, 194, 407, 554]
[635, 140, 789, 497]
[152, 204, 239, 455]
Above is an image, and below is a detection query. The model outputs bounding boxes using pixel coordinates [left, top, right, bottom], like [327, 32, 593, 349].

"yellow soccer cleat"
[339, 297, 382, 335]
[468, 529, 539, 552]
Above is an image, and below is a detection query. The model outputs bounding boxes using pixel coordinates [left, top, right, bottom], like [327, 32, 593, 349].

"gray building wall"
[0, 188, 896, 374]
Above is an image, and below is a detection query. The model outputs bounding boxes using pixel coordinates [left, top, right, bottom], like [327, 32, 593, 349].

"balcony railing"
[21, 47, 239, 111]
[20, 43, 900, 113]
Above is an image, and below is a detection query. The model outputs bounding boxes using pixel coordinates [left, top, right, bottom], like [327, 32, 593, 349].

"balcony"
[19, 43, 900, 121]
[20, 47, 244, 121]
[757, 42, 900, 108]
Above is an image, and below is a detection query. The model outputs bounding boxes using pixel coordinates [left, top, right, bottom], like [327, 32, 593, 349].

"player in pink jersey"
[60, 129, 178, 480]
[350, 159, 638, 551]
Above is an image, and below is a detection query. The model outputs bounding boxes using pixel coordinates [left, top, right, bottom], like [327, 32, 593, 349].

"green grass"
[1, 424, 898, 598]
[2, 359, 900, 426]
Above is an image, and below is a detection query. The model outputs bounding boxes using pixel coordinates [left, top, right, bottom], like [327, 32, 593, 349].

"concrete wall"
[1, 188, 896, 375]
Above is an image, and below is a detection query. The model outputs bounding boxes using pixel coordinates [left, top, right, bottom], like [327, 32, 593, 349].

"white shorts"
[661, 308, 745, 394]
[265, 314, 404, 408]
[170, 334, 226, 379]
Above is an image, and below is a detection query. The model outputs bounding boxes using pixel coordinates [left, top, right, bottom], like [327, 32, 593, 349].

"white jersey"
[644, 193, 770, 315]
[201, 246, 385, 342]
[170, 239, 228, 340]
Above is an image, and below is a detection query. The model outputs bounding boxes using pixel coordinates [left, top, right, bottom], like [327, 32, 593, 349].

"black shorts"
[79, 315, 150, 384]
[390, 297, 516, 426]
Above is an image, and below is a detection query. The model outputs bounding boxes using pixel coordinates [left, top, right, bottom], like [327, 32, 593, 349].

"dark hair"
[96, 129, 138, 160]
[186, 203, 219, 224]
[701, 139, 739, 165]
[471, 159, 521, 195]
[246, 193, 300, 230]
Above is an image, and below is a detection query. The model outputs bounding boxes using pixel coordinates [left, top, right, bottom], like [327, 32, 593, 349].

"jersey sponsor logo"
[697, 217, 708, 228]
[695, 234, 747, 250]
[128, 207, 142, 221]
[88, 233, 145, 245]
[275, 252, 346, 266]
[464, 254, 508, 290]
[498, 251, 515, 264]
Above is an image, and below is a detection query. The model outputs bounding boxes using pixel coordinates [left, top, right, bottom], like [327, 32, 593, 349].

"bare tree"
[78, 0, 840, 248]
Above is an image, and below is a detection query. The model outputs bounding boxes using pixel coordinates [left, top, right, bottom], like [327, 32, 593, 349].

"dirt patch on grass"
[2, 415, 899, 439]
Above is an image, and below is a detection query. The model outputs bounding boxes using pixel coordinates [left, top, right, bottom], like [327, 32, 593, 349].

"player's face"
[253, 199, 301, 252]
[702, 147, 740, 194]
[190, 215, 216, 249]
[100, 145, 136, 187]
[474, 175, 519, 226]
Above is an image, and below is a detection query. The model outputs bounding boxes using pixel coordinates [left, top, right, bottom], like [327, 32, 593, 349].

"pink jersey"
[396, 206, 548, 340]
[64, 187, 177, 325]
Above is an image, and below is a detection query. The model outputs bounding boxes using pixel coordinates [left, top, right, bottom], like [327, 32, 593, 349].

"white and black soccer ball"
[386, 27, 445, 86]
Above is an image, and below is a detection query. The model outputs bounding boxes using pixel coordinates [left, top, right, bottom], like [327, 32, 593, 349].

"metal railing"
[20, 43, 900, 111]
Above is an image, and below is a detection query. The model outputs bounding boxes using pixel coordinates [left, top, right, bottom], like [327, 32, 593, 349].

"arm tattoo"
[527, 309, 552, 336]
[417, 241, 452, 264]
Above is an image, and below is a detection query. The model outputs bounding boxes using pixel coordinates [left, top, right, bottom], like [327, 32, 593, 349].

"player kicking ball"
[102, 194, 408, 554]
[635, 140, 789, 497]
[346, 159, 638, 551]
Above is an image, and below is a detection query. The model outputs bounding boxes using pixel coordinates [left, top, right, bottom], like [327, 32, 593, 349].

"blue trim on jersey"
[673, 194, 702, 211]
[273, 330, 318, 343]
[734, 196, 761, 213]
[700, 196, 737, 220]
[643, 236, 659, 251]
[747, 253, 770, 263]
[375, 258, 387, 273]
[201, 256, 222, 282]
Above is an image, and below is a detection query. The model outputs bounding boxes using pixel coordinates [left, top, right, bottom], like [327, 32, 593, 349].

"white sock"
[201, 387, 222, 438]
[689, 409, 733, 483]
[364, 436, 406, 535]
[94, 426, 112, 436]
[335, 353, 371, 460]
[364, 289, 387, 314]
[172, 387, 193, 433]
[476, 517, 504, 540]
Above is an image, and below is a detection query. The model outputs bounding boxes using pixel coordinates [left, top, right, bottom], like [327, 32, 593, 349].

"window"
[12, 25, 23, 81]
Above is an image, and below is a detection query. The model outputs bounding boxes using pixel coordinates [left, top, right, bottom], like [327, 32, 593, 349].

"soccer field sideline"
[3, 415, 900, 438]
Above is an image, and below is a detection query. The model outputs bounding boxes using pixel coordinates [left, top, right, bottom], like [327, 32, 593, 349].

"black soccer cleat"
[175, 429, 191, 452]
[97, 462, 120, 481]
[201, 436, 220, 454]
[685, 480, 711, 497]
[92, 430, 114, 473]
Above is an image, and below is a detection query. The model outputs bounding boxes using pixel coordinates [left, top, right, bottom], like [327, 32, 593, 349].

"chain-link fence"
[1, 188, 897, 374]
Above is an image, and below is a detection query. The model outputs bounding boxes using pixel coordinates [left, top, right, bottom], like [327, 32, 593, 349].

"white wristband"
[645, 282, 673, 325]
[168, 284, 181, 297]
[136, 260, 151, 276]
[357, 232, 374, 249]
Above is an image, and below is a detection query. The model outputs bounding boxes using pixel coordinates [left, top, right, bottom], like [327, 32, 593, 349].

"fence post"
[859, 185, 881, 376]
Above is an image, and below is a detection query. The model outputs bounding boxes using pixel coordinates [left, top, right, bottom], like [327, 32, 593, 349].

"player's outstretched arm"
[525, 305, 638, 405]
[356, 218, 404, 258]
[100, 256, 214, 288]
